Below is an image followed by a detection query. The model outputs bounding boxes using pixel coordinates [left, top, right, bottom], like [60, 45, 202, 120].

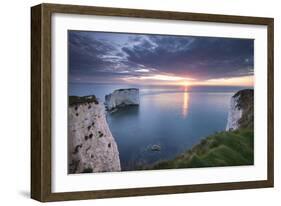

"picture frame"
[31, 3, 274, 202]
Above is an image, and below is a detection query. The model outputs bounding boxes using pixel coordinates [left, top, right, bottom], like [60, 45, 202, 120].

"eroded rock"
[68, 96, 121, 173]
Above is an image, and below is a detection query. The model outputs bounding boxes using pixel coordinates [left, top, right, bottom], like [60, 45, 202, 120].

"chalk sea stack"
[105, 88, 140, 111]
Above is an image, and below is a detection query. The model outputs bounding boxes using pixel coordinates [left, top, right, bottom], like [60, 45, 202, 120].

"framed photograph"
[31, 3, 274, 202]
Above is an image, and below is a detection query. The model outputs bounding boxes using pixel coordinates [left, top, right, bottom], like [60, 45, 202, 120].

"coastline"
[68, 88, 253, 172]
[148, 89, 254, 170]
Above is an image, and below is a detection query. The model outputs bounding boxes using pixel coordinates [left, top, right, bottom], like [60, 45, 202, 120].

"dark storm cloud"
[68, 31, 254, 83]
[69, 32, 116, 71]
[122, 35, 254, 79]
[68, 31, 149, 83]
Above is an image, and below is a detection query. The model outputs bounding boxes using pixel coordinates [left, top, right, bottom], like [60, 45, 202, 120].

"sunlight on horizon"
[123, 74, 253, 87]
[197, 75, 254, 87]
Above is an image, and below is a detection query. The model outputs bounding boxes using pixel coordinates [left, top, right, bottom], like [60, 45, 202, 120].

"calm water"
[69, 83, 250, 171]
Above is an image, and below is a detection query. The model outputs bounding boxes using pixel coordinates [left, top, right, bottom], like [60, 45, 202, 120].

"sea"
[69, 83, 252, 171]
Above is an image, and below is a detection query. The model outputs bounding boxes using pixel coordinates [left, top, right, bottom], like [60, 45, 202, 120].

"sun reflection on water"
[182, 86, 190, 118]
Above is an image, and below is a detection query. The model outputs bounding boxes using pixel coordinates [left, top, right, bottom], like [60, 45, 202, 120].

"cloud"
[135, 69, 150, 73]
[122, 35, 254, 80]
[68, 31, 254, 84]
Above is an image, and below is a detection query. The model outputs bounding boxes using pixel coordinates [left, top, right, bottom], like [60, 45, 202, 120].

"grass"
[151, 128, 254, 170]
[69, 95, 99, 106]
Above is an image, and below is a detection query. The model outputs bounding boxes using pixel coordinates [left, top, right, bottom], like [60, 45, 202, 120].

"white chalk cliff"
[226, 89, 254, 131]
[226, 94, 243, 131]
[105, 88, 140, 110]
[68, 96, 121, 173]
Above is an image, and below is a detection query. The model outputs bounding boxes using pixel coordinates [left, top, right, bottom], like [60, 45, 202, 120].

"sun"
[179, 81, 190, 87]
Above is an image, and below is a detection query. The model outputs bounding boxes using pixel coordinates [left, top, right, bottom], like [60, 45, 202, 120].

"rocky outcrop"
[105, 88, 139, 111]
[68, 95, 121, 173]
[226, 89, 254, 131]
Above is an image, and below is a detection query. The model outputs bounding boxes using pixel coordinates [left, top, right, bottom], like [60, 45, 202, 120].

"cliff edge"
[226, 89, 254, 131]
[68, 96, 121, 173]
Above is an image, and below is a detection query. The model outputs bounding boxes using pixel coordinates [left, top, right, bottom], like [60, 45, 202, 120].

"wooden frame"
[31, 3, 274, 202]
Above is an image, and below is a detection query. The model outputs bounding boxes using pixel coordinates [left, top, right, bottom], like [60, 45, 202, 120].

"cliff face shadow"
[108, 105, 140, 118]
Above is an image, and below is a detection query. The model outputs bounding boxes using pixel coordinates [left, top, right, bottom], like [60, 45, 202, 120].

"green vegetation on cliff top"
[151, 128, 254, 169]
[69, 95, 99, 106]
[235, 89, 254, 129]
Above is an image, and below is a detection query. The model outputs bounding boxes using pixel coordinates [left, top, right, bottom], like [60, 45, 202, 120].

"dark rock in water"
[150, 144, 161, 152]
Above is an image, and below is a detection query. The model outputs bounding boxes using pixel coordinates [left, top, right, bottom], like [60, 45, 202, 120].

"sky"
[68, 30, 254, 87]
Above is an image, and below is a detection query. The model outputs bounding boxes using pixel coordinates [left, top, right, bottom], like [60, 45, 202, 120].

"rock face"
[226, 89, 254, 131]
[68, 95, 121, 173]
[105, 88, 140, 110]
